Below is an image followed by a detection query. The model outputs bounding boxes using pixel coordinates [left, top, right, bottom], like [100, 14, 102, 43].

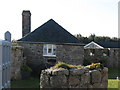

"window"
[43, 44, 56, 57]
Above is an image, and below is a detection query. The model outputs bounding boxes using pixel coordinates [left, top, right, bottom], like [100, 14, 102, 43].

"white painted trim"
[43, 44, 56, 56]
[84, 41, 104, 49]
[43, 55, 56, 57]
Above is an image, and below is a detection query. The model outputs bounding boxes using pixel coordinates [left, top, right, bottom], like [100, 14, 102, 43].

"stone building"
[16, 10, 84, 73]
[84, 41, 120, 68]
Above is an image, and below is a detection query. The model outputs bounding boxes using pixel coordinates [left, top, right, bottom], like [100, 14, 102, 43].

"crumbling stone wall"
[11, 43, 24, 80]
[108, 48, 119, 68]
[84, 48, 120, 68]
[40, 67, 108, 88]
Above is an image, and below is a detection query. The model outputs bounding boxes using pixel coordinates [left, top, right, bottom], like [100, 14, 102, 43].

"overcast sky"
[0, 0, 119, 40]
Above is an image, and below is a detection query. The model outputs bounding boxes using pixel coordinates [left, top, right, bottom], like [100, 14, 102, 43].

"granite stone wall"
[108, 48, 119, 68]
[40, 67, 108, 88]
[17, 42, 47, 73]
[11, 44, 24, 80]
[84, 48, 120, 68]
[57, 44, 84, 65]
[18, 42, 84, 73]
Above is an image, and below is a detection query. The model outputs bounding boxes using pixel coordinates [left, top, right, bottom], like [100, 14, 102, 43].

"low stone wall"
[40, 67, 108, 88]
[84, 48, 120, 68]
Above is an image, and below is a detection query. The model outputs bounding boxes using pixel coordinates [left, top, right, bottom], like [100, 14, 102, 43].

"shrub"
[21, 65, 32, 72]
[85, 63, 103, 70]
[50, 62, 82, 70]
[50, 62, 70, 69]
[50, 62, 103, 70]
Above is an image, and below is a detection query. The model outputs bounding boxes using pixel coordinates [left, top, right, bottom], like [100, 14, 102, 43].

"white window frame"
[43, 44, 56, 57]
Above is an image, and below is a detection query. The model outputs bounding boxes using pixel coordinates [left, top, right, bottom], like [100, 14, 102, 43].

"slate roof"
[95, 41, 120, 48]
[18, 19, 83, 45]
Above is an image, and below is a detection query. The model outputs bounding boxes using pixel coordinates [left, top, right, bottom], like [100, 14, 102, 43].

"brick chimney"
[22, 10, 31, 37]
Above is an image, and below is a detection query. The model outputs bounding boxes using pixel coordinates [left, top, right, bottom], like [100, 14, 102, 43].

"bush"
[50, 62, 82, 70]
[50, 62, 103, 70]
[21, 65, 32, 72]
[85, 63, 103, 70]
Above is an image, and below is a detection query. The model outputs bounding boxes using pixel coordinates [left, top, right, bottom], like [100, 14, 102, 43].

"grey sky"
[0, 0, 119, 40]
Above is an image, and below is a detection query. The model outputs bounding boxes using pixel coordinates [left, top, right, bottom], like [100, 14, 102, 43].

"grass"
[108, 68, 119, 89]
[108, 79, 119, 89]
[108, 68, 118, 79]
[11, 68, 119, 89]
[11, 77, 39, 88]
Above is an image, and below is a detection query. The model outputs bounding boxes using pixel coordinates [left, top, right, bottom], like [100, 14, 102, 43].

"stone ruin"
[40, 67, 108, 88]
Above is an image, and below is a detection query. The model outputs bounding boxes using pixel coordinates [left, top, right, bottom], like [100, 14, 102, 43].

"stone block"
[91, 70, 101, 83]
[52, 69, 69, 75]
[101, 68, 108, 82]
[70, 69, 85, 75]
[81, 73, 90, 85]
[40, 73, 50, 88]
[68, 76, 80, 86]
[88, 85, 93, 88]
[103, 67, 108, 73]
[50, 75, 67, 88]
[101, 73, 108, 82]
[100, 82, 108, 88]
[92, 83, 101, 88]
[45, 69, 53, 75]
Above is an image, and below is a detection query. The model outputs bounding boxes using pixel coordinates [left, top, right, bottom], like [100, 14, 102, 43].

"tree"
[74, 33, 119, 44]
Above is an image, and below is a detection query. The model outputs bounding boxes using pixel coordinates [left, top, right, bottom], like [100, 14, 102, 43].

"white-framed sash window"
[43, 44, 56, 57]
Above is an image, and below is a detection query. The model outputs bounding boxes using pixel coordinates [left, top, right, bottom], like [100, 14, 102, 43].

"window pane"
[48, 44, 52, 54]
[53, 49, 56, 55]
[53, 45, 56, 55]
[48, 48, 52, 53]
[43, 45, 47, 55]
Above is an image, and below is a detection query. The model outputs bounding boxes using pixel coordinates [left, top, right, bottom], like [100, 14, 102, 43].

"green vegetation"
[50, 62, 102, 70]
[75, 34, 119, 44]
[11, 77, 39, 88]
[50, 62, 82, 69]
[85, 63, 101, 70]
[21, 64, 32, 72]
[108, 68, 118, 79]
[108, 79, 119, 89]
[108, 68, 119, 89]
